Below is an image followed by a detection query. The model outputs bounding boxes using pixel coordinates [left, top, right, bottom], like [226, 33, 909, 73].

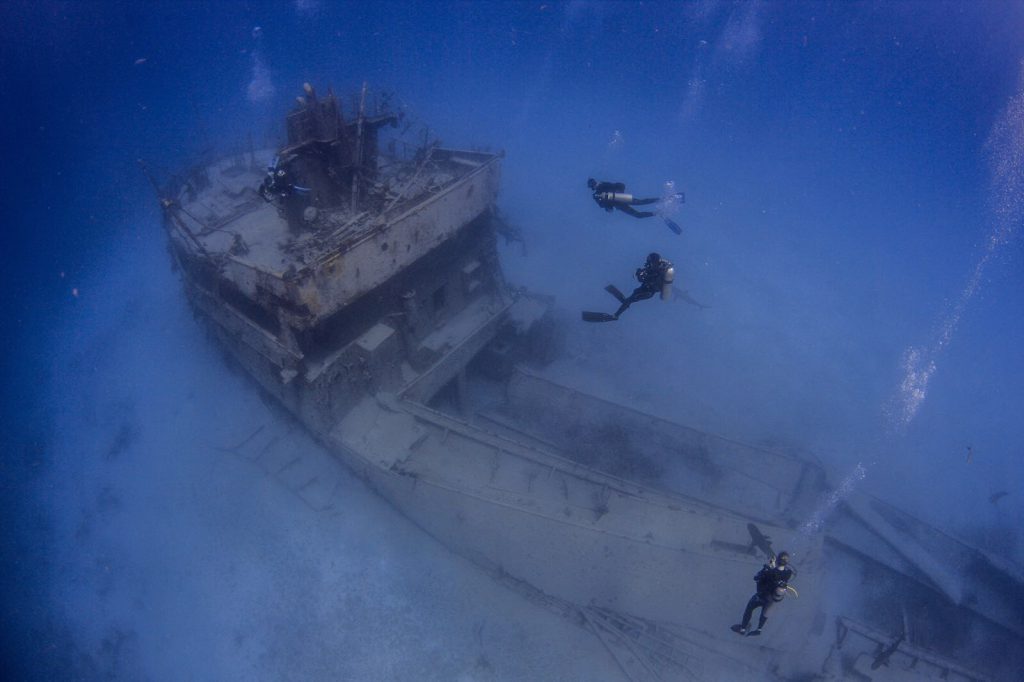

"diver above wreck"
[732, 551, 795, 637]
[587, 177, 683, 234]
[258, 81, 399, 232]
[582, 251, 674, 322]
[258, 155, 311, 230]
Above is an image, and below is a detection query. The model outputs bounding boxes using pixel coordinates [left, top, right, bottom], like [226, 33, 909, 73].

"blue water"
[3, 2, 1023, 679]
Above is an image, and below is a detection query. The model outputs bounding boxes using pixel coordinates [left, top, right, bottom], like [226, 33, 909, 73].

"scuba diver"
[731, 551, 795, 637]
[258, 156, 311, 203]
[587, 178, 684, 234]
[258, 156, 312, 231]
[582, 252, 674, 322]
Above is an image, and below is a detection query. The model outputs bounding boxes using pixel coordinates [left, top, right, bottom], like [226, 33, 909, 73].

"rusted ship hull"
[334, 393, 823, 637]
[192, 301, 825, 679]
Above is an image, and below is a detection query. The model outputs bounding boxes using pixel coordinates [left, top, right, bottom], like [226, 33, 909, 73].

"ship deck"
[171, 148, 499, 278]
[165, 147, 503, 331]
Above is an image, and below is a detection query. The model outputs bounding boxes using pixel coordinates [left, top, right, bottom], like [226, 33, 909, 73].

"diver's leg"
[617, 289, 656, 318]
[613, 287, 650, 318]
[740, 595, 760, 630]
[631, 196, 659, 205]
[616, 205, 656, 219]
[757, 600, 773, 631]
[633, 288, 657, 304]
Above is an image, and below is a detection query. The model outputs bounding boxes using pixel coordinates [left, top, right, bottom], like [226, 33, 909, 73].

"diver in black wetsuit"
[588, 178, 684, 233]
[588, 178, 660, 217]
[731, 551, 795, 636]
[259, 159, 308, 203]
[258, 156, 312, 232]
[582, 252, 674, 322]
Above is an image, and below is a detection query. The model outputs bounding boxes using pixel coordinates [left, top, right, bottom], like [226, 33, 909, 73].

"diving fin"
[663, 217, 682, 235]
[604, 284, 626, 302]
[582, 311, 618, 323]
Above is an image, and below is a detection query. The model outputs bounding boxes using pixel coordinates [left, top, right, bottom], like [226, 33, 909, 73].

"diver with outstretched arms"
[587, 178, 684, 234]
[731, 551, 796, 637]
[582, 252, 675, 322]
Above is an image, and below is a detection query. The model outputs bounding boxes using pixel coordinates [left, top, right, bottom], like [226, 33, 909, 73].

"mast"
[351, 81, 367, 210]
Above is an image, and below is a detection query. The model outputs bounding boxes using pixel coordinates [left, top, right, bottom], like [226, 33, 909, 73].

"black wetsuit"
[259, 169, 296, 202]
[739, 563, 794, 631]
[259, 168, 309, 231]
[590, 180, 659, 218]
[611, 258, 671, 318]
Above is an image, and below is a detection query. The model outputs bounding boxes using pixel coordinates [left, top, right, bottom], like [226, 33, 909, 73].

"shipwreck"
[150, 83, 1024, 681]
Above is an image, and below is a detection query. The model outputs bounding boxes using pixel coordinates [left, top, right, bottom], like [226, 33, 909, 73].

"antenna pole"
[351, 81, 367, 210]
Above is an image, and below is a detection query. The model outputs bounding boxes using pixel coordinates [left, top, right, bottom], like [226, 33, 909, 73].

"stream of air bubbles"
[799, 60, 1024, 534]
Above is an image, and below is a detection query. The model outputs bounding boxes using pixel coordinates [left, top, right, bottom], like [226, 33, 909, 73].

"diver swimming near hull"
[731, 551, 795, 637]
[582, 252, 674, 322]
[587, 178, 684, 234]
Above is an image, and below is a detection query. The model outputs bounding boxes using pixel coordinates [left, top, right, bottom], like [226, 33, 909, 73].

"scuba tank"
[599, 192, 634, 205]
[661, 264, 675, 300]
